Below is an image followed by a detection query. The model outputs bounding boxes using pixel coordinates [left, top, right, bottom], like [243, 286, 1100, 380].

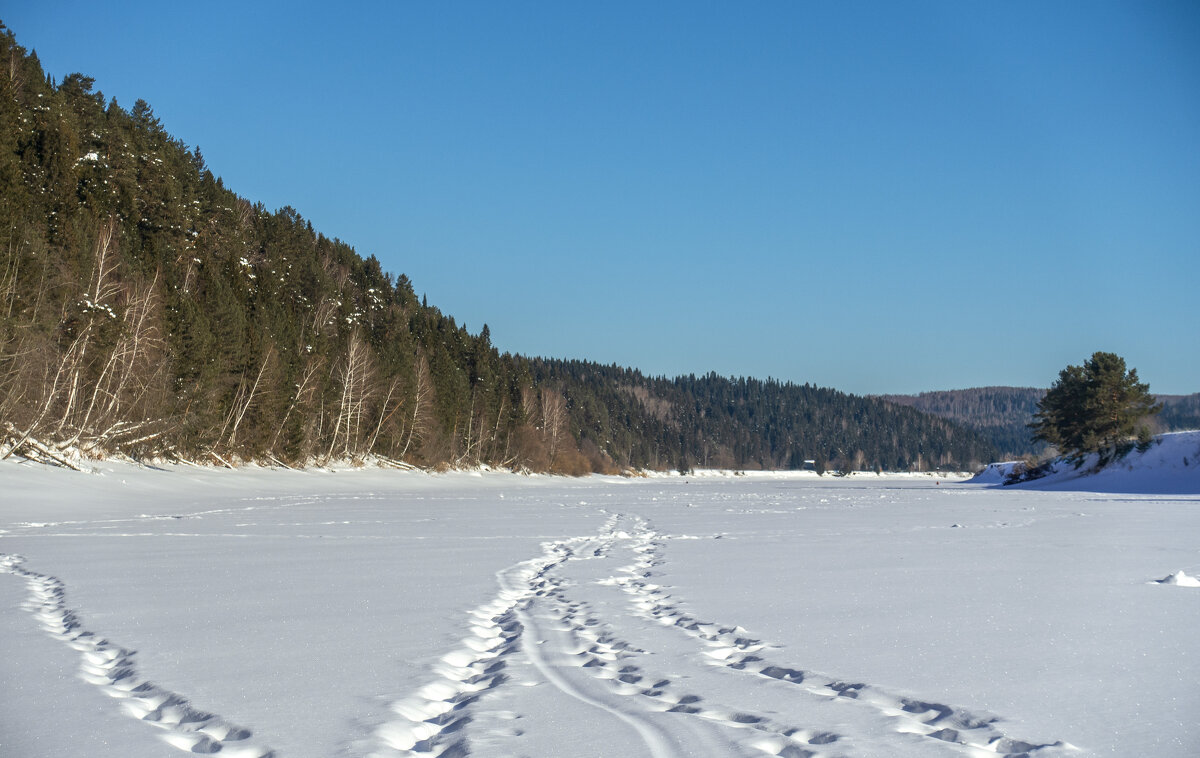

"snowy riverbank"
[2, 459, 1197, 756]
[970, 431, 1200, 494]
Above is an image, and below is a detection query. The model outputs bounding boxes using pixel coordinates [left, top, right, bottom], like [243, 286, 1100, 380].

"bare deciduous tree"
[325, 331, 374, 461]
[399, 352, 433, 461]
[270, 358, 322, 454]
[3, 220, 169, 460]
[540, 387, 568, 465]
[221, 346, 276, 450]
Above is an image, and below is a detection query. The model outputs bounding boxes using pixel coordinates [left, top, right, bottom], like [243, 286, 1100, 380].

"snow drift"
[968, 431, 1200, 494]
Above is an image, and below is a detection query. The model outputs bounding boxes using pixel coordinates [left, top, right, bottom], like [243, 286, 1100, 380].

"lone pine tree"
[1030, 351, 1161, 461]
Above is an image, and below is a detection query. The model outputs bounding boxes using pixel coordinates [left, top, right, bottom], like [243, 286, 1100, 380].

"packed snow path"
[1, 553, 274, 757]
[1, 503, 1069, 758]
[362, 512, 1068, 758]
[1, 524, 1065, 758]
[2, 466, 1197, 756]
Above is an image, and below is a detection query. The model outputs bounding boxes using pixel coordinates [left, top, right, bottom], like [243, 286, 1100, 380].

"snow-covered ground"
[1, 458, 1197, 757]
[969, 431, 1200, 494]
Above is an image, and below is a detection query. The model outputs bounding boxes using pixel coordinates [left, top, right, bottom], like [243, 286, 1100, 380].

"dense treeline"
[880, 387, 1050, 458]
[0, 24, 994, 472]
[537, 363, 994, 473]
[883, 387, 1200, 458]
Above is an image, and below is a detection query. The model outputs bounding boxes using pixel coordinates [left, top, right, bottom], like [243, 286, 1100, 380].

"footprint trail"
[363, 512, 1076, 758]
[605, 517, 1073, 756]
[0, 553, 274, 756]
[3, 505, 1077, 758]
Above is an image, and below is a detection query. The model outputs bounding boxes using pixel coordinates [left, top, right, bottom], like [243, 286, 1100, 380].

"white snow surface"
[1154, 570, 1200, 587]
[2, 459, 1198, 757]
[969, 461, 1023, 485]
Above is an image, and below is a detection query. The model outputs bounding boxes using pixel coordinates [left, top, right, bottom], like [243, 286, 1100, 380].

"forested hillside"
[532, 363, 991, 472]
[880, 387, 1049, 458]
[0, 24, 995, 472]
[883, 387, 1200, 458]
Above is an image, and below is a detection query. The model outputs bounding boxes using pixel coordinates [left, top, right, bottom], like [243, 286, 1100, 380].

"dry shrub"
[550, 443, 591, 477]
[512, 424, 549, 471]
[414, 423, 452, 468]
[581, 438, 620, 475]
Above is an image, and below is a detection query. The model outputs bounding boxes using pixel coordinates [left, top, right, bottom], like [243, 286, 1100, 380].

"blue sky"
[6, 2, 1198, 394]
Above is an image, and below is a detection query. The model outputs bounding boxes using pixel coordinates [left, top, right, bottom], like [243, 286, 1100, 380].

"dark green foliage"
[0, 22, 996, 472]
[1030, 352, 1162, 462]
[1136, 425, 1154, 453]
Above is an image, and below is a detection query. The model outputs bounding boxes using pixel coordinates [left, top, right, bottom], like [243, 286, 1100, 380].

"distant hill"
[1159, 394, 1200, 434]
[882, 387, 1200, 459]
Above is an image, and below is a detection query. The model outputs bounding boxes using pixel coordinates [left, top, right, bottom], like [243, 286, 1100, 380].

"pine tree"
[1030, 352, 1161, 461]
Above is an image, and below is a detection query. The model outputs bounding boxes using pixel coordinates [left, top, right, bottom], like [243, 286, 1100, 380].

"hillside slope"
[0, 22, 994, 473]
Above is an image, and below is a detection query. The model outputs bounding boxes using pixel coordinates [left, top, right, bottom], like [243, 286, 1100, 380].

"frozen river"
[2, 464, 1197, 757]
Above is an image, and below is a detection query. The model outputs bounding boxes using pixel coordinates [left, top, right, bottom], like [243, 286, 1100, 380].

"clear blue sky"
[6, 1, 1198, 394]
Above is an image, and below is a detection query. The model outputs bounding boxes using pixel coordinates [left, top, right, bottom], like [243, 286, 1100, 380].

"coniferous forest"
[0, 24, 997, 473]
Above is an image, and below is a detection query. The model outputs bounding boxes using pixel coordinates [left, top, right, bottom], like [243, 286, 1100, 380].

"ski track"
[366, 511, 1075, 758]
[4, 508, 1076, 758]
[0, 553, 275, 757]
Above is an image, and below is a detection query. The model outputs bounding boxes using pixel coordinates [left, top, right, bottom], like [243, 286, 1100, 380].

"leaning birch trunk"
[270, 360, 320, 453]
[400, 353, 432, 461]
[487, 394, 507, 463]
[227, 347, 275, 449]
[94, 271, 163, 429]
[540, 388, 567, 465]
[366, 376, 402, 456]
[4, 331, 86, 458]
[54, 218, 121, 443]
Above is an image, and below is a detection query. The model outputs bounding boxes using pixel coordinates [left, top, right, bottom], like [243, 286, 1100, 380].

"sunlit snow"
[2, 443, 1197, 757]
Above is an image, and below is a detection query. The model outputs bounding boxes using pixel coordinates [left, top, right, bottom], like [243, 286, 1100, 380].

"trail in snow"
[361, 512, 1073, 758]
[0, 553, 275, 757]
[508, 578, 680, 758]
[361, 514, 689, 758]
[603, 515, 1071, 756]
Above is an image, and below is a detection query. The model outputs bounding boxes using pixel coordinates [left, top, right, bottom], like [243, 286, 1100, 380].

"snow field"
[1, 554, 270, 756]
[1, 461, 1197, 757]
